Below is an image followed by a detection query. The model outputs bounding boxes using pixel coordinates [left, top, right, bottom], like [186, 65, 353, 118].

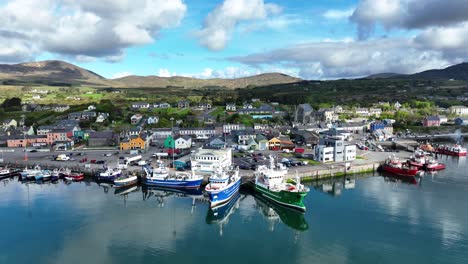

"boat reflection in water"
[142, 185, 204, 212]
[206, 192, 241, 236]
[253, 193, 308, 232]
[114, 185, 139, 196]
[381, 172, 421, 185]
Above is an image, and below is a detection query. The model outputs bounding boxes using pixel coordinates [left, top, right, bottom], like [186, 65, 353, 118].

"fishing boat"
[143, 164, 203, 189]
[436, 144, 467, 156]
[252, 156, 309, 212]
[20, 166, 44, 181]
[96, 166, 122, 181]
[424, 158, 446, 171]
[0, 167, 21, 179]
[62, 170, 85, 182]
[382, 156, 423, 177]
[205, 166, 241, 208]
[114, 174, 138, 188]
[34, 169, 52, 181]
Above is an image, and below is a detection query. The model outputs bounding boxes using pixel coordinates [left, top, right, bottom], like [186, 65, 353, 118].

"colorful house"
[423, 116, 440, 127]
[256, 134, 269, 150]
[120, 134, 148, 151]
[268, 137, 281, 151]
[164, 135, 175, 149]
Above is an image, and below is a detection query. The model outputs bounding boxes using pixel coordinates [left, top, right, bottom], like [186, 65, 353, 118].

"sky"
[1, 0, 468, 80]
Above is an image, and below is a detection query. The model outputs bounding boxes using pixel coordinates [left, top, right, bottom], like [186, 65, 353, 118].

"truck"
[118, 155, 142, 169]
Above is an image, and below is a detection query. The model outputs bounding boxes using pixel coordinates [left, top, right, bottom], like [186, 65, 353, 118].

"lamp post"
[170, 117, 174, 170]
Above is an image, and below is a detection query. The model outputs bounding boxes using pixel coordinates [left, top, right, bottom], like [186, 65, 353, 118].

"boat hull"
[114, 176, 138, 188]
[424, 164, 446, 171]
[437, 148, 467, 156]
[144, 178, 203, 189]
[254, 184, 307, 212]
[382, 164, 420, 176]
[206, 178, 241, 208]
[96, 174, 120, 182]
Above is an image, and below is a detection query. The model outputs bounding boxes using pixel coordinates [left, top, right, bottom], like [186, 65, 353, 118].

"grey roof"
[425, 116, 440, 121]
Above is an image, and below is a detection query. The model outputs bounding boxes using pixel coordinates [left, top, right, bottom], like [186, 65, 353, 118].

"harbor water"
[1, 154, 468, 263]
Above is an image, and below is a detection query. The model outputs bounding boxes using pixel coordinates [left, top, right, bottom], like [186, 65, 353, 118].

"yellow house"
[268, 137, 281, 150]
[120, 135, 147, 151]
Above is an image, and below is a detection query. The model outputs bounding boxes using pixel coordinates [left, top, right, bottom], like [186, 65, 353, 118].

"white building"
[369, 108, 382, 117]
[191, 148, 232, 175]
[226, 103, 237, 111]
[344, 145, 357, 161]
[314, 146, 334, 163]
[449, 106, 468, 116]
[147, 116, 159, 125]
[175, 136, 192, 149]
[223, 124, 245, 134]
[355, 108, 369, 116]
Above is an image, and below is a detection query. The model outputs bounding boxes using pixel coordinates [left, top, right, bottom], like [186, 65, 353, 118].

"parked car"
[96, 160, 105, 164]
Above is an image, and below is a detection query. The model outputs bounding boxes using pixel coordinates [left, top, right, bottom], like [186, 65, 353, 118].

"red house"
[423, 116, 441, 127]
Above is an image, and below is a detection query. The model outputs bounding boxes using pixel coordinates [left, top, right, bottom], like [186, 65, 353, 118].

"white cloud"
[323, 8, 354, 20]
[111, 71, 132, 79]
[157, 68, 177, 77]
[230, 38, 451, 79]
[196, 0, 282, 51]
[351, 0, 468, 39]
[0, 0, 187, 62]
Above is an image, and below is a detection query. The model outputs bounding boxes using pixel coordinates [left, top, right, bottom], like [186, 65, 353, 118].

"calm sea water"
[1, 154, 468, 264]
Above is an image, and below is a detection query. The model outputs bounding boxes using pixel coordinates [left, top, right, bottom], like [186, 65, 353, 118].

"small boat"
[143, 163, 203, 189]
[252, 156, 309, 212]
[21, 165, 44, 181]
[63, 171, 85, 182]
[96, 166, 122, 181]
[205, 166, 241, 208]
[436, 144, 467, 156]
[382, 156, 424, 177]
[35, 169, 52, 181]
[424, 158, 446, 171]
[114, 174, 138, 188]
[0, 167, 21, 179]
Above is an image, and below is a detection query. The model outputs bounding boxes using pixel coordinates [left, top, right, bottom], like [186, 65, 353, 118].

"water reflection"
[206, 192, 241, 236]
[253, 193, 309, 232]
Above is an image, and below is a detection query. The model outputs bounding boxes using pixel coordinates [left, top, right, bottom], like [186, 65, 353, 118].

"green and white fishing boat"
[253, 156, 309, 212]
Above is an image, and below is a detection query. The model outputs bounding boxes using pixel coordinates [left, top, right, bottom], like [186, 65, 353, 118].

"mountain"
[407, 63, 468, 80]
[0, 60, 301, 88]
[0, 60, 115, 86]
[114, 72, 301, 89]
[365, 63, 468, 80]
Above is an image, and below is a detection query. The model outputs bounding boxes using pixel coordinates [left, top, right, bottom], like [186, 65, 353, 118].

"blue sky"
[1, 0, 468, 79]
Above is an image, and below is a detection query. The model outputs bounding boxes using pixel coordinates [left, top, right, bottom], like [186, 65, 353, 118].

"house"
[46, 128, 74, 145]
[68, 111, 96, 120]
[175, 135, 192, 149]
[226, 103, 236, 111]
[236, 130, 256, 145]
[191, 148, 232, 175]
[158, 102, 171, 108]
[246, 138, 258, 150]
[164, 135, 175, 149]
[280, 139, 295, 150]
[119, 133, 149, 151]
[394, 101, 402, 110]
[254, 123, 269, 131]
[439, 115, 448, 124]
[147, 116, 159, 125]
[454, 117, 468, 126]
[423, 116, 440, 127]
[316, 108, 336, 122]
[205, 136, 226, 149]
[131, 102, 150, 109]
[7, 135, 48, 148]
[151, 128, 172, 139]
[177, 100, 190, 108]
[268, 137, 281, 151]
[223, 124, 246, 134]
[95, 113, 109, 123]
[88, 131, 118, 147]
[314, 131, 356, 162]
[243, 103, 254, 109]
[2, 119, 17, 128]
[88, 105, 96, 111]
[370, 121, 385, 132]
[51, 104, 70, 112]
[355, 108, 369, 116]
[32, 95, 41, 100]
[198, 102, 212, 110]
[292, 129, 319, 146]
[369, 108, 382, 117]
[131, 114, 143, 125]
[449, 105, 468, 115]
[256, 134, 269, 150]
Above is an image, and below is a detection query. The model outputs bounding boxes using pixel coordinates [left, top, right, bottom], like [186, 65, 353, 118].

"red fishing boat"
[436, 145, 467, 156]
[382, 157, 423, 177]
[424, 158, 446, 171]
[63, 171, 85, 181]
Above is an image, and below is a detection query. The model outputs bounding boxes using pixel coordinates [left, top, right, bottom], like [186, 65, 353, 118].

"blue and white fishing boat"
[143, 163, 203, 189]
[96, 165, 122, 181]
[34, 169, 52, 181]
[20, 165, 43, 181]
[205, 166, 241, 208]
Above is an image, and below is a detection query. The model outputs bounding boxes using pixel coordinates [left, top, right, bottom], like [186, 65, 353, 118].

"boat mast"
[170, 117, 175, 171]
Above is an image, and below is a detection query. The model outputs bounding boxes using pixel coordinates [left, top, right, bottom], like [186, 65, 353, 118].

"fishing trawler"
[436, 144, 467, 156]
[253, 156, 309, 212]
[205, 166, 241, 208]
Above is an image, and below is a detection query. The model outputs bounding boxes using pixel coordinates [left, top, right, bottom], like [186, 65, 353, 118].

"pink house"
[423, 116, 441, 127]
